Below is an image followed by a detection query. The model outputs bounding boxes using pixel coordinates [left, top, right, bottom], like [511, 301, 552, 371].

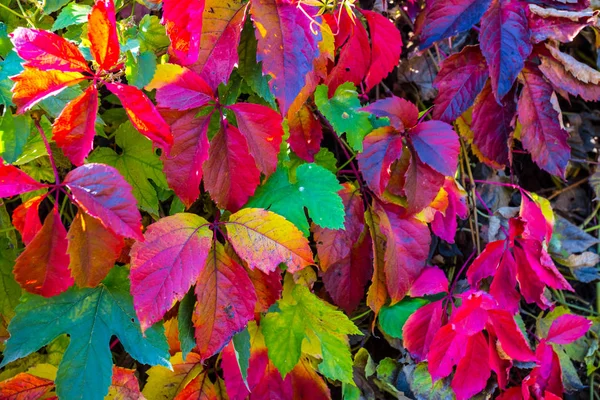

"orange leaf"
[109, 366, 145, 400]
[67, 211, 124, 288]
[88, 0, 120, 70]
[12, 195, 44, 245]
[11, 67, 86, 113]
[0, 372, 54, 400]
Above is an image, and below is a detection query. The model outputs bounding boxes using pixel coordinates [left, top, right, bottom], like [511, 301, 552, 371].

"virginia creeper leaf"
[0, 372, 54, 399]
[13, 209, 73, 297]
[0, 161, 47, 197]
[287, 103, 323, 162]
[546, 314, 591, 345]
[357, 127, 403, 196]
[409, 120, 459, 176]
[130, 213, 213, 331]
[246, 163, 344, 236]
[402, 300, 444, 361]
[108, 366, 144, 399]
[143, 353, 203, 400]
[451, 332, 491, 400]
[52, 3, 92, 31]
[154, 67, 214, 111]
[88, 0, 120, 70]
[225, 208, 314, 273]
[162, 0, 204, 65]
[11, 195, 43, 246]
[64, 163, 143, 240]
[0, 267, 171, 400]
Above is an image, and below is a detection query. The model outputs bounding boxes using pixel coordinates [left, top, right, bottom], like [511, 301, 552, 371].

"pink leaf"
[409, 266, 448, 297]
[361, 9, 402, 91]
[527, 5, 596, 44]
[362, 96, 419, 131]
[12, 195, 44, 245]
[451, 332, 491, 400]
[431, 178, 468, 243]
[65, 163, 143, 240]
[403, 300, 444, 361]
[0, 161, 48, 197]
[287, 104, 323, 162]
[130, 213, 213, 331]
[489, 250, 521, 314]
[433, 46, 489, 123]
[427, 323, 469, 381]
[467, 240, 505, 286]
[479, 0, 532, 100]
[546, 314, 591, 344]
[488, 310, 536, 362]
[155, 67, 215, 110]
[10, 28, 90, 73]
[357, 127, 404, 196]
[162, 0, 204, 65]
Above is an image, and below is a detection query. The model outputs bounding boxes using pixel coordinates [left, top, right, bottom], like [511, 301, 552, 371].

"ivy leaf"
[250, 0, 321, 115]
[225, 208, 314, 273]
[88, 121, 168, 215]
[130, 213, 213, 331]
[262, 284, 361, 382]
[64, 163, 143, 240]
[315, 83, 372, 152]
[52, 3, 92, 31]
[246, 163, 344, 235]
[0, 267, 171, 400]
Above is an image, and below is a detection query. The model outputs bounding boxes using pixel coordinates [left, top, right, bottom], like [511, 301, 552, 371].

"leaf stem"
[34, 119, 61, 186]
[350, 308, 372, 321]
[0, 2, 27, 20]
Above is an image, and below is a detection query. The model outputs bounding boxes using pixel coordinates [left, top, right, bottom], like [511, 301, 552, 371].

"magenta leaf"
[546, 314, 592, 345]
[0, 160, 48, 197]
[409, 120, 459, 177]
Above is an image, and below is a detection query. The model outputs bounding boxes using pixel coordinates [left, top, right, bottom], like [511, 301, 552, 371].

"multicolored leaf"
[88, 0, 120, 70]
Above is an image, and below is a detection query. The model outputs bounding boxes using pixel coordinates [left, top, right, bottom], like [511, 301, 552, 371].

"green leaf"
[0, 267, 171, 400]
[238, 19, 276, 108]
[246, 163, 344, 236]
[0, 109, 30, 163]
[407, 362, 455, 400]
[0, 238, 20, 322]
[262, 284, 361, 383]
[138, 15, 170, 53]
[178, 289, 196, 360]
[43, 0, 71, 13]
[38, 85, 83, 118]
[0, 23, 11, 57]
[15, 117, 52, 166]
[88, 121, 168, 214]
[125, 50, 157, 89]
[378, 298, 429, 339]
[0, 50, 23, 107]
[232, 327, 251, 390]
[314, 83, 373, 152]
[52, 3, 91, 31]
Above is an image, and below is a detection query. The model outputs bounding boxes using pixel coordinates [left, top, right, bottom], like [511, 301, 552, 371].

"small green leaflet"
[378, 298, 429, 339]
[138, 15, 170, 53]
[0, 109, 30, 163]
[42, 0, 70, 14]
[314, 83, 373, 152]
[0, 267, 171, 400]
[52, 3, 91, 31]
[245, 163, 344, 236]
[0, 51, 23, 107]
[232, 327, 251, 390]
[89, 121, 168, 215]
[178, 289, 196, 360]
[0, 237, 20, 322]
[262, 284, 361, 383]
[125, 51, 157, 89]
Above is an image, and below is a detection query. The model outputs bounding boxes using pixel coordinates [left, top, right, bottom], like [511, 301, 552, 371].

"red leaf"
[130, 213, 213, 331]
[287, 104, 323, 162]
[110, 366, 144, 400]
[65, 163, 143, 240]
[404, 155, 445, 214]
[290, 357, 331, 400]
[0, 161, 47, 197]
[487, 324, 513, 390]
[519, 239, 573, 291]
[525, 340, 563, 398]
[488, 310, 536, 362]
[431, 178, 468, 243]
[451, 332, 491, 400]
[410, 120, 459, 176]
[11, 67, 86, 114]
[155, 67, 215, 111]
[105, 83, 173, 152]
[190, 0, 247, 89]
[361, 10, 402, 91]
[227, 103, 284, 176]
[514, 245, 552, 309]
[10, 28, 90, 73]
[250, 0, 321, 114]
[427, 323, 469, 381]
[162, 0, 204, 65]
[193, 242, 257, 360]
[247, 268, 282, 314]
[375, 203, 431, 303]
[527, 5, 595, 44]
[520, 194, 552, 242]
[471, 80, 516, 166]
[489, 249, 521, 314]
[0, 372, 54, 399]
[88, 0, 120, 70]
[450, 291, 495, 335]
[203, 124, 261, 211]
[161, 110, 211, 208]
[12, 195, 44, 245]
[539, 51, 600, 102]
[67, 211, 124, 288]
[174, 372, 218, 400]
[409, 266, 448, 297]
[362, 96, 419, 131]
[517, 64, 570, 177]
[52, 85, 99, 166]
[480, 0, 532, 100]
[403, 300, 444, 361]
[324, 12, 370, 95]
[357, 127, 404, 196]
[314, 183, 365, 271]
[322, 227, 372, 314]
[467, 240, 505, 285]
[433, 46, 489, 123]
[546, 314, 591, 344]
[419, 0, 493, 49]
[14, 209, 73, 297]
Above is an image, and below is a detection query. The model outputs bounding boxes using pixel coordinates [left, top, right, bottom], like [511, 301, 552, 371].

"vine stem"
[35, 119, 60, 186]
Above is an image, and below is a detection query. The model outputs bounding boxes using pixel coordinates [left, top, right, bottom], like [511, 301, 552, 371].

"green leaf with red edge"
[162, 0, 204, 65]
[64, 163, 144, 241]
[10, 28, 90, 73]
[88, 0, 120, 71]
[13, 208, 73, 297]
[225, 208, 314, 274]
[517, 64, 570, 177]
[130, 213, 213, 331]
[193, 242, 257, 361]
[0, 372, 54, 399]
[52, 85, 98, 166]
[250, 0, 321, 115]
[105, 82, 173, 152]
